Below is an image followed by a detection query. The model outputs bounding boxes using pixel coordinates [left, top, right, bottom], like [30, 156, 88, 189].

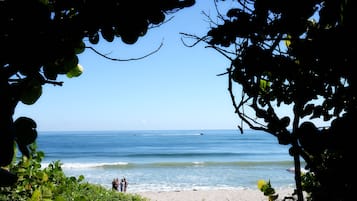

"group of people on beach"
[112, 177, 128, 192]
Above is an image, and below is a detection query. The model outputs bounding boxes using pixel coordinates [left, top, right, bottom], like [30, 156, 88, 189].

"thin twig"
[86, 41, 164, 61]
[44, 80, 64, 86]
[179, 32, 209, 48]
[149, 16, 175, 29]
[206, 45, 234, 61]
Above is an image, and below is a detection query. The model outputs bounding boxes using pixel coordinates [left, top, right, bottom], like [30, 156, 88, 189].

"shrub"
[0, 143, 148, 201]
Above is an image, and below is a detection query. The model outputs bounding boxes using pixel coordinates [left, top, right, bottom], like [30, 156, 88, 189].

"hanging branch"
[86, 41, 164, 62]
[149, 16, 175, 29]
[179, 32, 210, 48]
[226, 64, 269, 134]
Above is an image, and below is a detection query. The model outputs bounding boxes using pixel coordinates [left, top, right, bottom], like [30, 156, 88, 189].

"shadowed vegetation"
[1, 0, 194, 189]
[184, 0, 355, 200]
[2, 0, 356, 201]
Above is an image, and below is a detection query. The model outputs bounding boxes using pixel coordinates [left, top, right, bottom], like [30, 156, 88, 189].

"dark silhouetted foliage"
[0, 0, 195, 187]
[189, 0, 356, 200]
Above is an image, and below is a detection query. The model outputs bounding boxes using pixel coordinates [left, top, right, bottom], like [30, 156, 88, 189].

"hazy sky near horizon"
[14, 0, 245, 131]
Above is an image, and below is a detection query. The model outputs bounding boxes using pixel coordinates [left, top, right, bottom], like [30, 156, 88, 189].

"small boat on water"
[287, 167, 308, 174]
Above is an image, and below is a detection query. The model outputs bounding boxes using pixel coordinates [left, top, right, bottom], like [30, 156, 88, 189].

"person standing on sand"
[123, 177, 128, 192]
[112, 178, 119, 191]
[119, 178, 123, 192]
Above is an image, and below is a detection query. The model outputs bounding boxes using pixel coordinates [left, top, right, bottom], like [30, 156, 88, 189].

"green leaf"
[14, 117, 38, 146]
[74, 41, 86, 54]
[66, 64, 84, 78]
[259, 79, 270, 93]
[20, 80, 43, 105]
[54, 196, 66, 201]
[29, 189, 41, 201]
[63, 55, 79, 73]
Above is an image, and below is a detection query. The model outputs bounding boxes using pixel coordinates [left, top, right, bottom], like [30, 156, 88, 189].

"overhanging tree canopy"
[0, 0, 195, 186]
[183, 0, 356, 200]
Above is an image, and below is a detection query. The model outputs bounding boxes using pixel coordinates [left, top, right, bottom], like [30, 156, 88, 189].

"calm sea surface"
[37, 129, 297, 192]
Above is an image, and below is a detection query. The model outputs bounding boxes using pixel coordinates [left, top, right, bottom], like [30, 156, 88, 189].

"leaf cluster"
[0, 116, 38, 187]
[198, 0, 356, 200]
[0, 0, 195, 187]
[1, 0, 195, 99]
[257, 179, 278, 201]
[0, 143, 148, 201]
[208, 0, 356, 127]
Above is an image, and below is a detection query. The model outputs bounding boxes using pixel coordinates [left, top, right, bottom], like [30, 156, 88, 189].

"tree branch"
[226, 65, 269, 134]
[44, 80, 63, 86]
[180, 32, 210, 48]
[86, 41, 164, 61]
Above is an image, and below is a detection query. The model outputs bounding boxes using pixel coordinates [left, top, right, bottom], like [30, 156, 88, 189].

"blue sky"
[14, 0, 328, 131]
[13, 1, 330, 131]
[14, 1, 243, 131]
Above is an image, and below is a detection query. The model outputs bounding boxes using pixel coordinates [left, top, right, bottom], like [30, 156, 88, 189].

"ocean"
[36, 129, 298, 193]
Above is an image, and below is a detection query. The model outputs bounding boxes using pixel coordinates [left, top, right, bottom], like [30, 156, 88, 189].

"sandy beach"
[136, 188, 298, 201]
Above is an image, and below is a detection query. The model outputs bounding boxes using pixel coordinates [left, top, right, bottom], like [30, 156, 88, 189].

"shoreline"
[135, 187, 298, 201]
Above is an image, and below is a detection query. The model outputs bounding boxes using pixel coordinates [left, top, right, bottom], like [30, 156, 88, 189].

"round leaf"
[20, 80, 43, 105]
[14, 117, 37, 145]
[66, 64, 84, 78]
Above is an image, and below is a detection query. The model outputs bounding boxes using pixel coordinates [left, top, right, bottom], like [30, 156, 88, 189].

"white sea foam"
[41, 162, 129, 169]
